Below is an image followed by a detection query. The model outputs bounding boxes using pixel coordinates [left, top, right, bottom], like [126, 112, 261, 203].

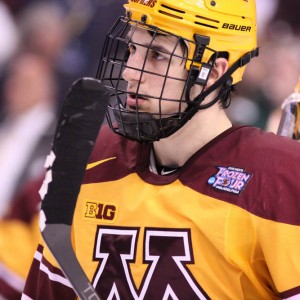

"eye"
[124, 44, 136, 63]
[149, 50, 165, 61]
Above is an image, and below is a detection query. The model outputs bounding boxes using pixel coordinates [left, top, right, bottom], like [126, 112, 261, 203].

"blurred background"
[0, 0, 299, 298]
[227, 0, 300, 132]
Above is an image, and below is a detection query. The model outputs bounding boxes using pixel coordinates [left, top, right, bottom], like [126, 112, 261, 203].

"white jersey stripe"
[21, 294, 33, 300]
[34, 250, 73, 288]
[0, 262, 25, 292]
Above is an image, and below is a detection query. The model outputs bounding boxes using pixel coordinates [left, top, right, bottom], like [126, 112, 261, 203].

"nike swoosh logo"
[160, 168, 178, 176]
[86, 157, 117, 170]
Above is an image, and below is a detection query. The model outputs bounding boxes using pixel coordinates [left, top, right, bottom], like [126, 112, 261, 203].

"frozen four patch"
[208, 166, 252, 195]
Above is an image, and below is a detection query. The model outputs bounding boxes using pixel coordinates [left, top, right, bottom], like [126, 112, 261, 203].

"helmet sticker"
[130, 0, 157, 8]
[222, 23, 252, 32]
[208, 166, 252, 195]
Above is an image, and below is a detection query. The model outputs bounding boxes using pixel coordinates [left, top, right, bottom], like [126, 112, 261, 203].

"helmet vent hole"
[160, 4, 185, 14]
[159, 10, 183, 19]
[195, 15, 219, 24]
[195, 15, 219, 29]
[158, 4, 185, 20]
[194, 22, 218, 29]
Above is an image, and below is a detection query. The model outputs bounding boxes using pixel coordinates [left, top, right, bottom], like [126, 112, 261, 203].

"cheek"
[162, 71, 187, 99]
[146, 64, 187, 100]
[159, 80, 188, 114]
[145, 73, 166, 96]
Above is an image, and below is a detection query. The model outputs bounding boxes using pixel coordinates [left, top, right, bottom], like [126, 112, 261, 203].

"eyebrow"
[125, 28, 177, 55]
[145, 43, 173, 55]
[128, 39, 175, 56]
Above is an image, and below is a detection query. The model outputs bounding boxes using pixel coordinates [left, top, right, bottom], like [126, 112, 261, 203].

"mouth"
[126, 93, 148, 110]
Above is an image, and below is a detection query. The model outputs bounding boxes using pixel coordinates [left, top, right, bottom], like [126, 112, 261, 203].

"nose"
[122, 50, 145, 83]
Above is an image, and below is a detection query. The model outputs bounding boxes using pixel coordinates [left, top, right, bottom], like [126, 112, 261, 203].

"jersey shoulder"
[83, 125, 148, 184]
[182, 126, 300, 225]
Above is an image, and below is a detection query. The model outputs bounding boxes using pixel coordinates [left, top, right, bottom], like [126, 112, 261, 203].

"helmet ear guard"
[202, 48, 259, 97]
[184, 28, 259, 108]
[187, 46, 259, 109]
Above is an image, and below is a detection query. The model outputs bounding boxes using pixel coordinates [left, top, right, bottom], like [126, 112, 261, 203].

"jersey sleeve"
[22, 241, 77, 300]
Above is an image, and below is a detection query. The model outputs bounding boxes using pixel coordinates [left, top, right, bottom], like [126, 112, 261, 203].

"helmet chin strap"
[186, 48, 259, 110]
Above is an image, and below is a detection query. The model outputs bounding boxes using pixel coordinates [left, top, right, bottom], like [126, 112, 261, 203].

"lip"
[126, 94, 147, 109]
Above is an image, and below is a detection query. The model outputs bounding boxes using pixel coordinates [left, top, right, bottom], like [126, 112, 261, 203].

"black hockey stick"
[40, 78, 109, 300]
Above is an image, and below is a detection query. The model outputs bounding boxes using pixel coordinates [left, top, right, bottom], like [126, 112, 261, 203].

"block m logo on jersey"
[92, 226, 210, 299]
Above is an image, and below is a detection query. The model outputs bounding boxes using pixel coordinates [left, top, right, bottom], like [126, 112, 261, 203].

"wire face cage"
[96, 16, 216, 143]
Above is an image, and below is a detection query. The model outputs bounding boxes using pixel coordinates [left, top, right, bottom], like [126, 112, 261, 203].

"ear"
[188, 57, 229, 100]
[207, 57, 228, 87]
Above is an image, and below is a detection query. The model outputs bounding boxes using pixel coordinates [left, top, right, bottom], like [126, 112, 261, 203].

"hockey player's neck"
[153, 107, 232, 167]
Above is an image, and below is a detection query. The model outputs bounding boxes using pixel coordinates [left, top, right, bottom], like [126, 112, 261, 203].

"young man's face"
[122, 27, 189, 118]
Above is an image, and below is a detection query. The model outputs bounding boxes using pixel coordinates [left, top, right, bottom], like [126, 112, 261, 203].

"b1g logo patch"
[83, 200, 117, 223]
[208, 166, 252, 195]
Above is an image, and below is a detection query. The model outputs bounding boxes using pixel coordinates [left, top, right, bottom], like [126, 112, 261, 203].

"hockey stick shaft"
[40, 78, 110, 299]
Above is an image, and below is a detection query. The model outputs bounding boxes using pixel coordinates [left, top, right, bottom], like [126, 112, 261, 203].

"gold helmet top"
[124, 0, 257, 84]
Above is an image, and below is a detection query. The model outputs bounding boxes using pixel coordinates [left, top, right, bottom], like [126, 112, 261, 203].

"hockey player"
[23, 0, 300, 299]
